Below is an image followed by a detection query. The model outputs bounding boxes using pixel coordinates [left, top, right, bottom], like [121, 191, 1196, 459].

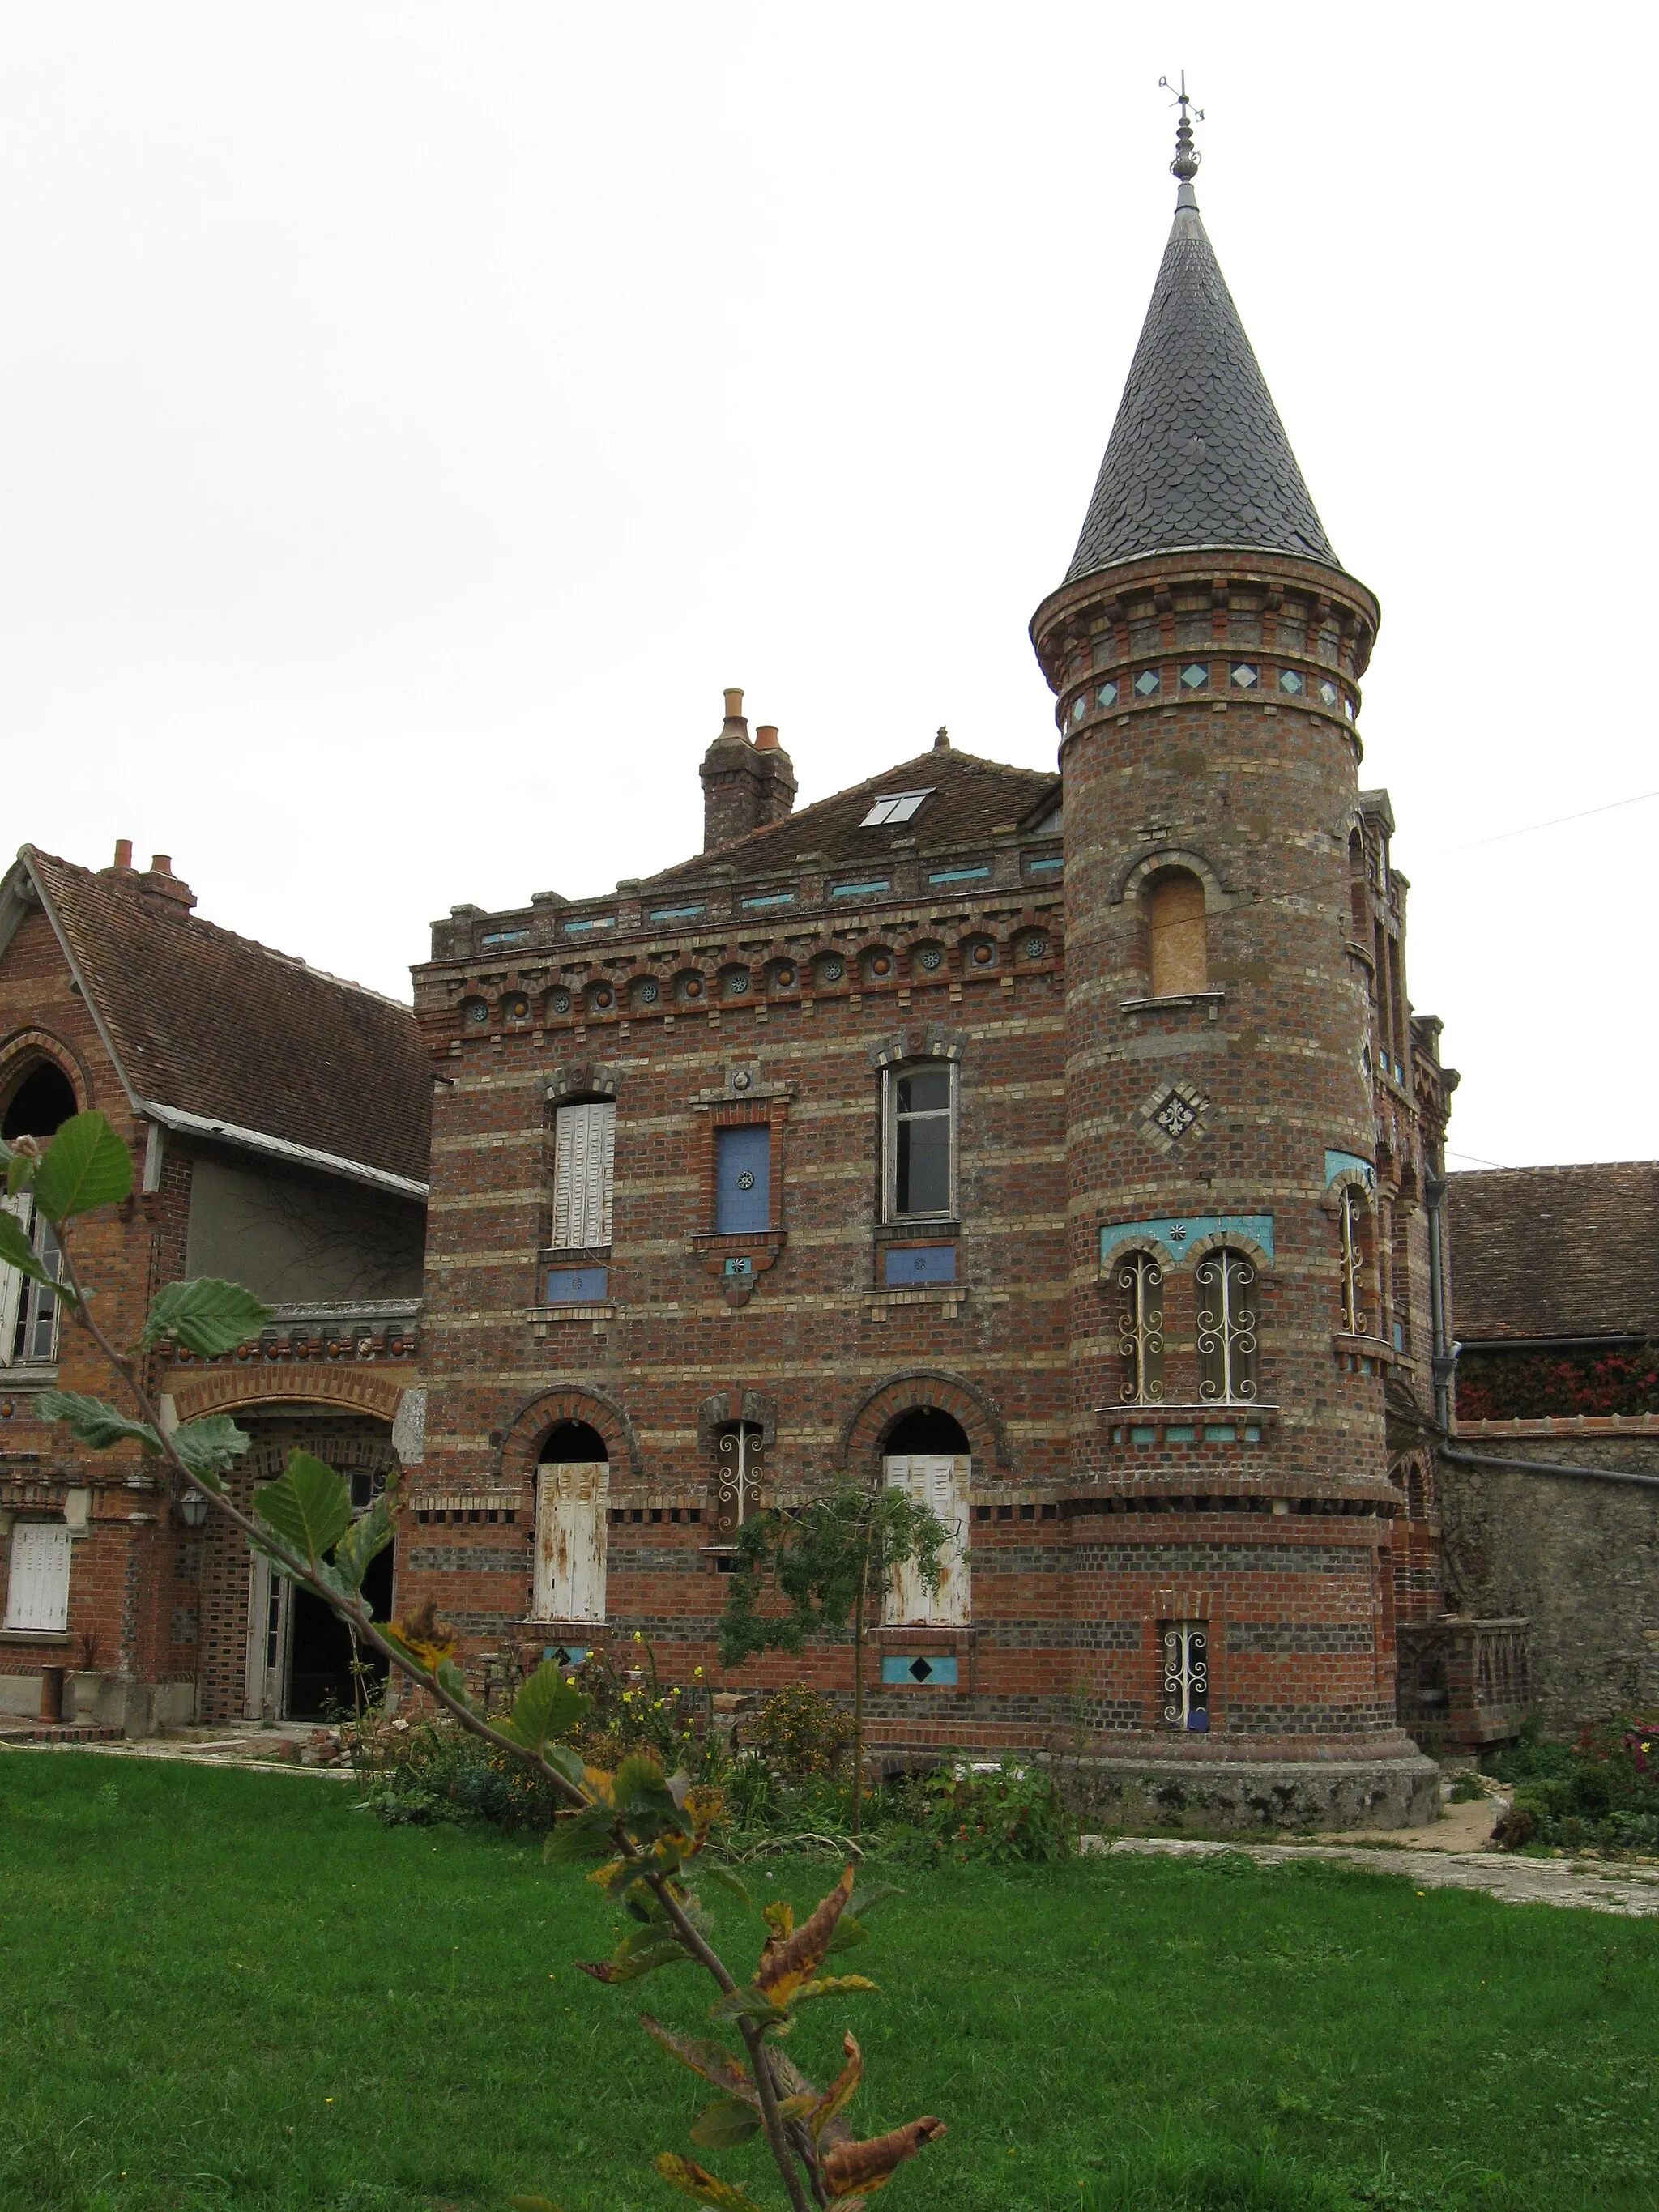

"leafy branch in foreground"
[719, 1486, 951, 1839]
[12, 1111, 947, 2212]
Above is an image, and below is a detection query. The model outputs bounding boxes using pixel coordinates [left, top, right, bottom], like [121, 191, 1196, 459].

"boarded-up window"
[1148, 870, 1207, 997]
[534, 1463, 608, 1622]
[4, 1521, 71, 1632]
[881, 1455, 970, 1626]
[552, 1102, 616, 1248]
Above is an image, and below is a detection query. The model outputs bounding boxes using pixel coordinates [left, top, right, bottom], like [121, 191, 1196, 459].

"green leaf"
[142, 1278, 273, 1356]
[36, 1390, 160, 1455]
[500, 1660, 589, 1754]
[252, 1449, 352, 1562]
[543, 1809, 615, 1864]
[653, 2153, 766, 2212]
[825, 1919, 869, 1956]
[32, 1111, 132, 1221]
[170, 1414, 249, 1485]
[434, 1656, 474, 1708]
[790, 1975, 878, 2005]
[575, 1938, 691, 1984]
[638, 2017, 755, 2103]
[689, 2098, 761, 2150]
[546, 1742, 586, 1787]
[702, 1865, 752, 1909]
[846, 1882, 902, 1920]
[0, 1210, 66, 1294]
[5, 1147, 35, 1196]
[331, 1486, 398, 1596]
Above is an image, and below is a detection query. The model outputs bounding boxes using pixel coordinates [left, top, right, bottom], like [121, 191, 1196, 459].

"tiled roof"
[644, 747, 1059, 891]
[1066, 188, 1338, 583]
[23, 848, 430, 1187]
[1447, 1163, 1659, 1341]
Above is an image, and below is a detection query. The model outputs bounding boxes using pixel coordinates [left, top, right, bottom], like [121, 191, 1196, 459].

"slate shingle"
[1067, 190, 1338, 582]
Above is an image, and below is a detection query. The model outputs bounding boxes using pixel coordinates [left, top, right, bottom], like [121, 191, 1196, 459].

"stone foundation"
[1056, 1750, 1441, 1833]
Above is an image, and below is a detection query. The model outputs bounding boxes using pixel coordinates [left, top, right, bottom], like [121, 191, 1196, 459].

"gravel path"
[1081, 1833, 1659, 1916]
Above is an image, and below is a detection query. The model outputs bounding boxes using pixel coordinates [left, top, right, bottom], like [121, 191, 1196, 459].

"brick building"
[0, 843, 429, 1730]
[399, 115, 1455, 1826]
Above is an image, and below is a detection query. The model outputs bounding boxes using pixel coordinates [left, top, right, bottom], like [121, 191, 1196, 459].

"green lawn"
[1, 1755, 1655, 2212]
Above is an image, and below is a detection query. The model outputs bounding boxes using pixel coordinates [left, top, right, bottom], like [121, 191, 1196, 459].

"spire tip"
[1159, 70, 1203, 190]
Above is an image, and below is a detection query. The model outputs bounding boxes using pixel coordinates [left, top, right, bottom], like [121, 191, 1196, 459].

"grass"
[1, 1754, 1657, 2212]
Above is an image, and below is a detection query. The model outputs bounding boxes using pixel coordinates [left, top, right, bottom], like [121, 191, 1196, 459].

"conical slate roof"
[1067, 185, 1337, 582]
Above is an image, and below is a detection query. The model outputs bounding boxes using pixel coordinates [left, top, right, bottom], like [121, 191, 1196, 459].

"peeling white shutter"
[553, 1103, 615, 1248]
[4, 1521, 71, 1631]
[882, 1455, 971, 1626]
[0, 1193, 31, 1367]
[535, 1463, 608, 1622]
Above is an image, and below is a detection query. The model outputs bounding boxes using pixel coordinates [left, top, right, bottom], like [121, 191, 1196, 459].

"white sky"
[2, 4, 1652, 1173]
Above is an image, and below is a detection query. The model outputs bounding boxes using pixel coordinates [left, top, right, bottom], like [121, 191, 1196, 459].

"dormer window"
[860, 791, 932, 828]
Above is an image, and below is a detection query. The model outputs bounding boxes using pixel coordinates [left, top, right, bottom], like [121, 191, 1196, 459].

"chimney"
[112, 837, 134, 871]
[934, 725, 950, 751]
[135, 851, 198, 914]
[700, 688, 795, 851]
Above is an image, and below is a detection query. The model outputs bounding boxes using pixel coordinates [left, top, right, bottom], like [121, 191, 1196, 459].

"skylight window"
[860, 790, 932, 828]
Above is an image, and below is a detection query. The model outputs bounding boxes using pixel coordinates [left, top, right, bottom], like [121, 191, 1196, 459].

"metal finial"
[1158, 70, 1204, 184]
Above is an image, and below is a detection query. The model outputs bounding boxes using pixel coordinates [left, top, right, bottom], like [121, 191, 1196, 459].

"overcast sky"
[2, 4, 1652, 1173]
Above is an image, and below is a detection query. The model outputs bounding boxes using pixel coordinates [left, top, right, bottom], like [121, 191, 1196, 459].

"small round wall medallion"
[821, 958, 844, 982]
[684, 977, 703, 999]
[464, 999, 488, 1024]
[731, 1069, 753, 1090]
[775, 965, 795, 987]
[638, 979, 659, 1003]
[550, 991, 571, 1014]
[1025, 934, 1046, 958]
[505, 995, 528, 1021]
[592, 987, 613, 1009]
[918, 947, 943, 971]
[971, 943, 994, 965]
[870, 953, 892, 977]
[737, 1170, 756, 1190]
[727, 970, 750, 995]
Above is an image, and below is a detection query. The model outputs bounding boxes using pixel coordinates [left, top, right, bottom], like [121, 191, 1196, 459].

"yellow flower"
[693, 1665, 704, 1679]
[633, 1630, 643, 1643]
[565, 1677, 575, 1687]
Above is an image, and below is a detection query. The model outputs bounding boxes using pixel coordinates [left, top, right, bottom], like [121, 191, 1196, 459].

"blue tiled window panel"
[1179, 662, 1209, 689]
[1133, 670, 1162, 697]
[881, 1655, 957, 1686]
[715, 1126, 771, 1234]
[830, 880, 892, 900]
[740, 890, 797, 910]
[564, 916, 616, 933]
[544, 1644, 589, 1667]
[1026, 855, 1064, 875]
[1278, 668, 1303, 695]
[1097, 680, 1119, 708]
[480, 928, 530, 947]
[546, 1267, 608, 1303]
[648, 904, 706, 923]
[884, 1245, 957, 1286]
[926, 865, 991, 886]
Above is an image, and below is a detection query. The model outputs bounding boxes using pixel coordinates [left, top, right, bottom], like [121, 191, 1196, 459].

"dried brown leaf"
[756, 1864, 855, 2004]
[821, 2116, 948, 2198]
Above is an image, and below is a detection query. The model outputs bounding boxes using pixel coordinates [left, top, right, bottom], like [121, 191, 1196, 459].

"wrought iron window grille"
[715, 1422, 766, 1534]
[1196, 1247, 1258, 1404]
[1339, 1187, 1369, 1336]
[1162, 1621, 1210, 1732]
[1115, 1251, 1165, 1404]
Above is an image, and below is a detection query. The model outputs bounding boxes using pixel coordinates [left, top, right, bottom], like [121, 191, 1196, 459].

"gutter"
[136, 1101, 428, 1201]
[1439, 1444, 1659, 1496]
[1423, 1166, 1455, 1430]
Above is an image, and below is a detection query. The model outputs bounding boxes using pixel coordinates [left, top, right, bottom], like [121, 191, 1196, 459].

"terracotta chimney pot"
[113, 838, 133, 870]
[755, 724, 780, 752]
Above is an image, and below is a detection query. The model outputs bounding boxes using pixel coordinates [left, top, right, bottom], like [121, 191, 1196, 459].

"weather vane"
[1158, 70, 1204, 184]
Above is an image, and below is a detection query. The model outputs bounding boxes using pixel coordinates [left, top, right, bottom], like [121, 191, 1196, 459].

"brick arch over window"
[494, 1384, 641, 1485]
[696, 1389, 779, 1453]
[0, 1028, 95, 1117]
[166, 1368, 408, 1423]
[838, 1370, 1009, 1477]
[1111, 846, 1233, 911]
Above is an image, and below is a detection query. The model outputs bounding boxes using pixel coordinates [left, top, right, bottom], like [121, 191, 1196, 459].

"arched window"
[0, 1059, 75, 1369]
[883, 1406, 970, 1627]
[1146, 869, 1207, 996]
[1348, 829, 1367, 938]
[1196, 1247, 1257, 1403]
[1113, 1249, 1165, 1404]
[1339, 1187, 1371, 1335]
[714, 1421, 766, 1534]
[535, 1422, 608, 1622]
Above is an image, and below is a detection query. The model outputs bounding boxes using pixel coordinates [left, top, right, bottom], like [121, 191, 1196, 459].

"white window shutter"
[0, 1194, 32, 1369]
[535, 1462, 608, 1622]
[881, 1455, 970, 1626]
[553, 1102, 616, 1249]
[4, 1521, 71, 1632]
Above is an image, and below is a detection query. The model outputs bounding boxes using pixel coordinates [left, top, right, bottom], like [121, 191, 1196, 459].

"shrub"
[1488, 1712, 1659, 1853]
[746, 1684, 854, 1779]
[897, 1760, 1073, 1865]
